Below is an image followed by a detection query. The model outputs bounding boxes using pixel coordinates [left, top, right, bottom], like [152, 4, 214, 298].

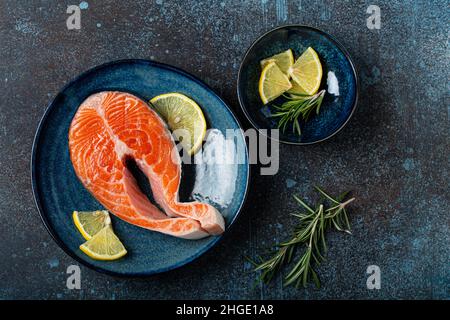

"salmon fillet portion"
[68, 91, 225, 239]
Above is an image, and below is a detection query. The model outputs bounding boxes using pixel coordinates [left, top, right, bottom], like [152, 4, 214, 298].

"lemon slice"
[73, 210, 110, 240]
[259, 61, 292, 104]
[288, 47, 323, 95]
[150, 93, 207, 155]
[260, 49, 294, 74]
[79, 225, 127, 261]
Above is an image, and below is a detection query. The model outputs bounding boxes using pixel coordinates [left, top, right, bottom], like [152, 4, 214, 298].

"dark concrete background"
[0, 0, 448, 299]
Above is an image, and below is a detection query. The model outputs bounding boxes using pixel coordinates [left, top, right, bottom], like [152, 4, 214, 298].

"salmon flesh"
[68, 91, 225, 239]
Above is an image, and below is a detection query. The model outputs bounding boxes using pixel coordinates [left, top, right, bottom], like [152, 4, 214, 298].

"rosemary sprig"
[249, 187, 355, 289]
[271, 89, 326, 136]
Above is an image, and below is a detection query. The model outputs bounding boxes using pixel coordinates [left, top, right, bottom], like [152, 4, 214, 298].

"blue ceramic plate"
[31, 59, 249, 276]
[237, 25, 358, 144]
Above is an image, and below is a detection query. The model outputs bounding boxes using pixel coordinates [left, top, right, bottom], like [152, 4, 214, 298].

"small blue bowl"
[237, 25, 358, 145]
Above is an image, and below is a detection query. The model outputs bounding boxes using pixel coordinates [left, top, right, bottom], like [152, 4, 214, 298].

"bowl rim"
[30, 58, 251, 278]
[237, 24, 359, 145]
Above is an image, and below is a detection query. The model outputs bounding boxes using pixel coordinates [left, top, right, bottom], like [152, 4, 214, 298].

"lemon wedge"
[259, 61, 292, 104]
[150, 93, 207, 155]
[79, 224, 127, 261]
[260, 49, 294, 74]
[73, 210, 110, 241]
[288, 47, 323, 95]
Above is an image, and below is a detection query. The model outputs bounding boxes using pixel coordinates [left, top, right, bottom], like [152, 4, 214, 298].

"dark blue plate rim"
[30, 59, 251, 277]
[237, 24, 359, 145]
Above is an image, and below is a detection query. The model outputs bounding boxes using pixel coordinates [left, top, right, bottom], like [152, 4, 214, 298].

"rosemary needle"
[271, 89, 326, 136]
[249, 187, 355, 289]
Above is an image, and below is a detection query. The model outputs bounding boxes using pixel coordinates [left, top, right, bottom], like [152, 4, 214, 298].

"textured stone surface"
[0, 0, 448, 299]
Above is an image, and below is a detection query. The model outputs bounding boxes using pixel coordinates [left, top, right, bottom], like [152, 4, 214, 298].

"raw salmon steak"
[69, 91, 225, 239]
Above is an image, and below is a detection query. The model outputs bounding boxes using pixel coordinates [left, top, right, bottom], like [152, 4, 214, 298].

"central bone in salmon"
[68, 91, 225, 239]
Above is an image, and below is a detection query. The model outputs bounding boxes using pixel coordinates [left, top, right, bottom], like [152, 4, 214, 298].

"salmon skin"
[69, 91, 225, 239]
